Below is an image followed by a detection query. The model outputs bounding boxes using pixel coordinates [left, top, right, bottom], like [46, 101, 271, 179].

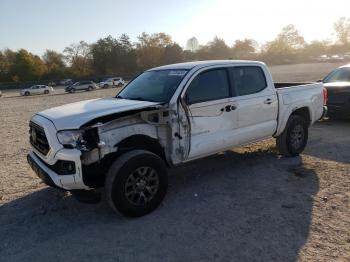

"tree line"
[1, 17, 350, 83]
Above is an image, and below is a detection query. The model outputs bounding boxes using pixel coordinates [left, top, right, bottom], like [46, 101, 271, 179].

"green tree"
[261, 24, 305, 64]
[207, 36, 231, 59]
[91, 34, 137, 76]
[64, 41, 92, 77]
[136, 32, 173, 70]
[231, 39, 257, 59]
[303, 40, 330, 57]
[42, 49, 66, 79]
[334, 17, 350, 45]
[9, 49, 47, 81]
[162, 43, 184, 64]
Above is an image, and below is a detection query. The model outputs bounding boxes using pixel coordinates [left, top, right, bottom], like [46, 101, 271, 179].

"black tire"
[105, 150, 168, 217]
[104, 84, 109, 88]
[70, 88, 76, 93]
[44, 90, 49, 94]
[87, 86, 93, 91]
[24, 91, 30, 96]
[276, 115, 308, 157]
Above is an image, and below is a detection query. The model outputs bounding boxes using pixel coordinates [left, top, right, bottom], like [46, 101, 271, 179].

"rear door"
[183, 68, 239, 160]
[31, 85, 40, 94]
[40, 85, 46, 94]
[79, 81, 88, 90]
[228, 66, 278, 143]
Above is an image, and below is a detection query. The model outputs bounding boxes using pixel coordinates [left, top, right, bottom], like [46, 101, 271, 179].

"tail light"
[323, 87, 328, 105]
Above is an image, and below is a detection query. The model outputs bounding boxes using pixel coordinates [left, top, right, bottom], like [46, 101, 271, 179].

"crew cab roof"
[148, 60, 265, 71]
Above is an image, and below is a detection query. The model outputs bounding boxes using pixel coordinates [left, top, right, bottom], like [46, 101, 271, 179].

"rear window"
[229, 66, 267, 96]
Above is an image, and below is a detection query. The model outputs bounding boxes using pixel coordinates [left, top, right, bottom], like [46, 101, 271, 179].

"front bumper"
[27, 115, 90, 190]
[27, 150, 89, 190]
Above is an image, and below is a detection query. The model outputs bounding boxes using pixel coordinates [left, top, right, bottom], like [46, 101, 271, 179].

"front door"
[183, 68, 239, 160]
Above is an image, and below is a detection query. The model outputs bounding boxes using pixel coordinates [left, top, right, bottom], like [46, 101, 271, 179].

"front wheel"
[105, 150, 168, 217]
[276, 115, 308, 157]
[44, 90, 49, 94]
[87, 86, 93, 91]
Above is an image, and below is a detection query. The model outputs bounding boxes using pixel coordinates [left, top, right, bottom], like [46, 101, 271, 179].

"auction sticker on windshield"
[168, 70, 187, 76]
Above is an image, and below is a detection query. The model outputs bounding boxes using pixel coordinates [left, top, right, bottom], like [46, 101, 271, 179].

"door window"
[186, 69, 230, 104]
[229, 67, 267, 96]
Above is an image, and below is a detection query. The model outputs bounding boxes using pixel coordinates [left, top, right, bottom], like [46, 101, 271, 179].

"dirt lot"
[0, 63, 349, 261]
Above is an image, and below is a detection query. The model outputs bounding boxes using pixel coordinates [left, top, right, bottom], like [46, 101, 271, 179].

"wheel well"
[115, 135, 167, 165]
[82, 135, 167, 188]
[291, 107, 311, 126]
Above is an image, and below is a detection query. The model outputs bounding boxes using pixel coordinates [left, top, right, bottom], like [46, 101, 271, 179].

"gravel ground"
[0, 64, 349, 261]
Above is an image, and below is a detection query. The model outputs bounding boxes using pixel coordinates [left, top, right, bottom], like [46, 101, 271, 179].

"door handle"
[221, 105, 237, 112]
[264, 98, 273, 104]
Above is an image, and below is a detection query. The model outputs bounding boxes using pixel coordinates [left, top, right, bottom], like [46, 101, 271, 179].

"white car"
[99, 77, 125, 88]
[20, 85, 54, 96]
[27, 60, 326, 217]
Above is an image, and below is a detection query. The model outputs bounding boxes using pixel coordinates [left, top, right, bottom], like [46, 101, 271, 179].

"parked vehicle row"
[27, 60, 326, 218]
[315, 53, 350, 62]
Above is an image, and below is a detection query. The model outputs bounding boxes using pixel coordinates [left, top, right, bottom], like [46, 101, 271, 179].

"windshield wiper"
[116, 95, 124, 99]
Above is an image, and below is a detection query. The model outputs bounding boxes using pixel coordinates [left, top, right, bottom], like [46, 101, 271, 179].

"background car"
[99, 77, 125, 88]
[59, 79, 73, 86]
[323, 64, 350, 119]
[20, 85, 54, 96]
[65, 81, 98, 93]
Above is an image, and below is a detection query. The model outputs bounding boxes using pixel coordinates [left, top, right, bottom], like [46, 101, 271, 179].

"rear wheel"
[70, 88, 76, 93]
[103, 84, 109, 88]
[24, 91, 30, 96]
[276, 115, 308, 157]
[105, 150, 168, 217]
[87, 86, 93, 91]
[44, 90, 49, 94]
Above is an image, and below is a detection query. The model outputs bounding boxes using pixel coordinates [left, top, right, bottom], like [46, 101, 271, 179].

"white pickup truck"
[27, 60, 327, 217]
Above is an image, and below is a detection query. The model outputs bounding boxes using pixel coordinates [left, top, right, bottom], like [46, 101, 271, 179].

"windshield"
[323, 67, 350, 83]
[117, 69, 188, 102]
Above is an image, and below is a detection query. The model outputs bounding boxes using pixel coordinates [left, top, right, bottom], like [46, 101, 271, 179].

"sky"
[1, 0, 350, 55]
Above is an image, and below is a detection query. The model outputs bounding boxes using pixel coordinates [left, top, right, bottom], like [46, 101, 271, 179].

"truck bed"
[274, 82, 324, 136]
[274, 82, 312, 89]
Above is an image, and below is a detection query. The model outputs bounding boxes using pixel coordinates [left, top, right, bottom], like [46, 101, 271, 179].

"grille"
[29, 121, 50, 155]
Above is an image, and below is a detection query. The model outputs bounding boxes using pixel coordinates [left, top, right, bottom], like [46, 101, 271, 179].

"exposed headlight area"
[57, 130, 86, 149]
[56, 128, 99, 151]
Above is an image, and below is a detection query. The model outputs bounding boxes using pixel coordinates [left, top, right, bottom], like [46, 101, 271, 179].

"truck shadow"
[0, 150, 318, 262]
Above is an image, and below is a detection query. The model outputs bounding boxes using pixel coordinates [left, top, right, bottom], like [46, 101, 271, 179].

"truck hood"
[37, 97, 161, 130]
